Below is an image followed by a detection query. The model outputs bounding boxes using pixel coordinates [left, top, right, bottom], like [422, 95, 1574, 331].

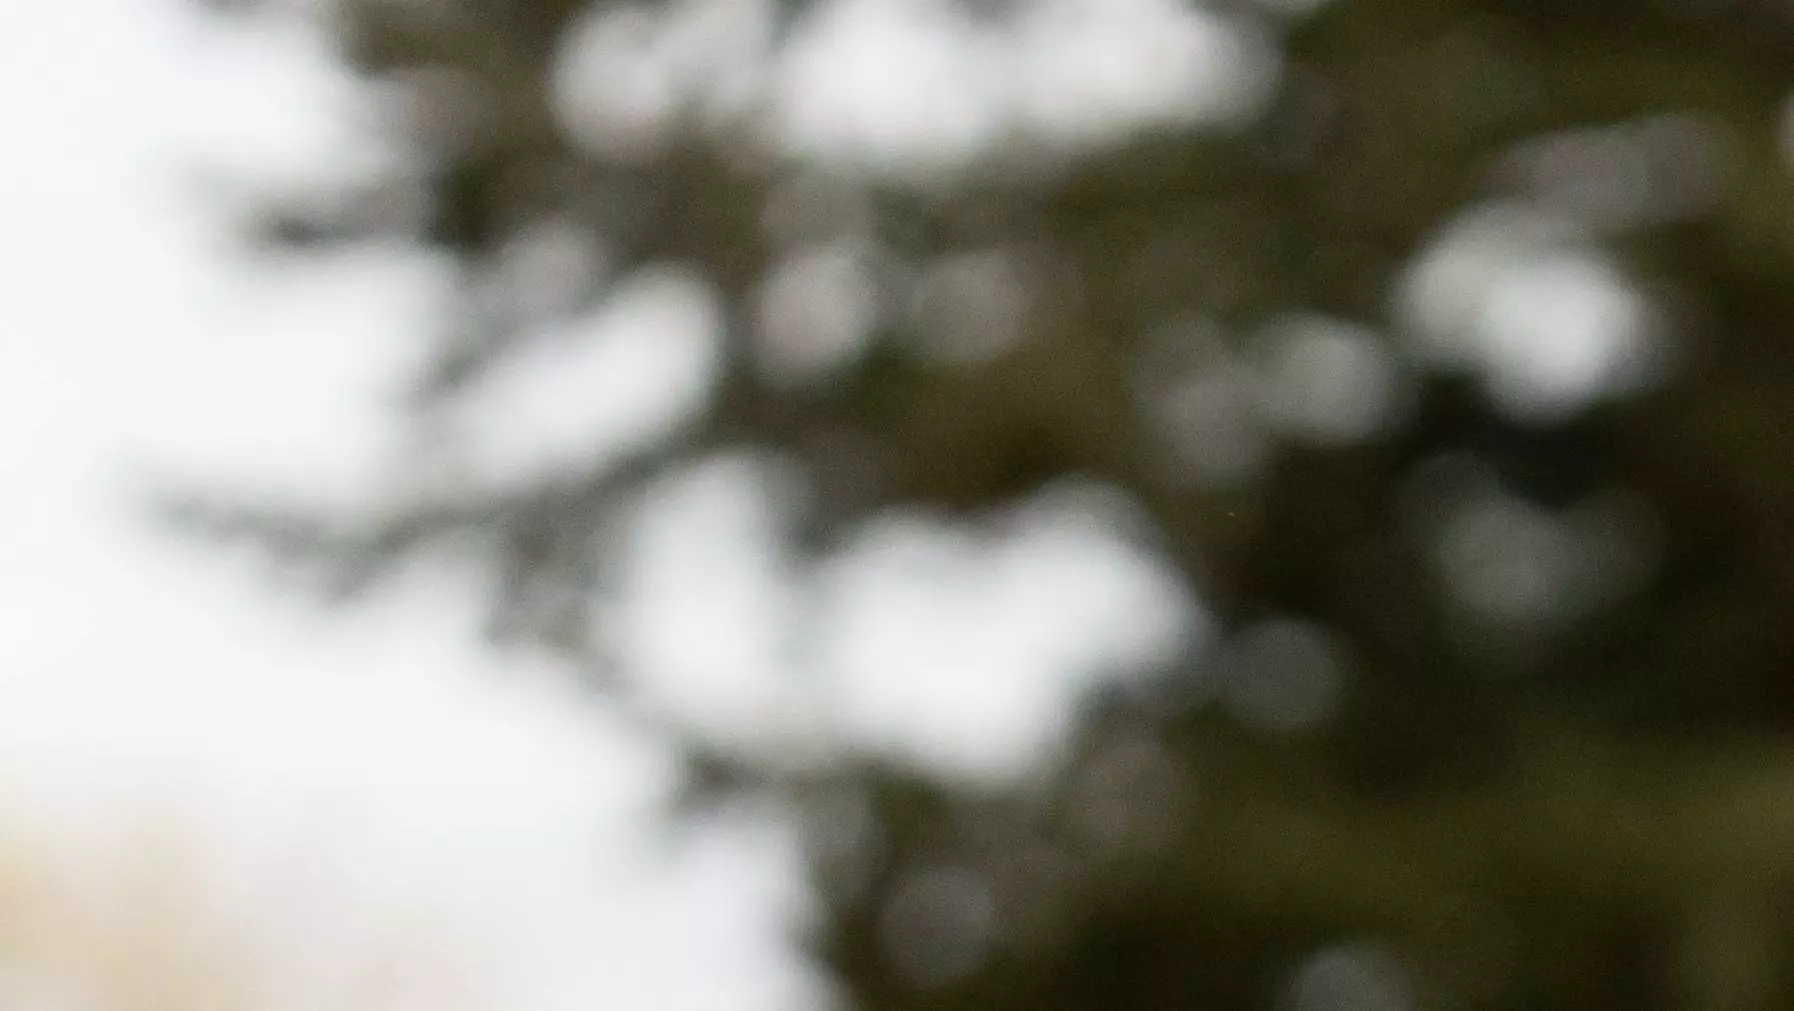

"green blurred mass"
[172, 0, 1794, 1006]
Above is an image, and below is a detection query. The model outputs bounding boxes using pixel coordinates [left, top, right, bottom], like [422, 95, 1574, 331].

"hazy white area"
[774, 0, 1277, 173]
[1397, 201, 1666, 423]
[546, 0, 1279, 176]
[0, 1, 820, 1008]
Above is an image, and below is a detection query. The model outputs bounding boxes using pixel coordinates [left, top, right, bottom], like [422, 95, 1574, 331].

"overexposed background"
[0, 1, 816, 1007]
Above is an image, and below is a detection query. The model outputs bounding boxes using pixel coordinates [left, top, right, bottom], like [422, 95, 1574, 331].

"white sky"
[0, 1, 825, 1008]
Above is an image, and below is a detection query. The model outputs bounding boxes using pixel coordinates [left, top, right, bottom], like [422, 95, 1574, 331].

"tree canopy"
[171, 0, 1794, 1006]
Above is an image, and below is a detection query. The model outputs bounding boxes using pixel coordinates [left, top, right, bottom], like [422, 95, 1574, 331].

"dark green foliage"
[172, 0, 1794, 1005]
